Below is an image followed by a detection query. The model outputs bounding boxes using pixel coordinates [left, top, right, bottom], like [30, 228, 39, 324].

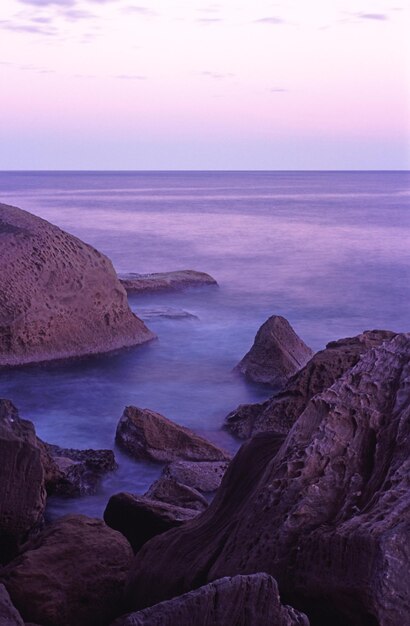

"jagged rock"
[0, 399, 46, 564]
[0, 202, 154, 367]
[124, 334, 410, 626]
[113, 574, 308, 625]
[0, 515, 133, 626]
[104, 492, 200, 552]
[146, 476, 208, 512]
[226, 329, 397, 439]
[116, 406, 231, 463]
[235, 315, 313, 387]
[163, 460, 230, 493]
[119, 270, 217, 294]
[0, 584, 25, 626]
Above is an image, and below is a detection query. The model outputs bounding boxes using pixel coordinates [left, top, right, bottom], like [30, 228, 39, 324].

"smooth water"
[0, 171, 409, 519]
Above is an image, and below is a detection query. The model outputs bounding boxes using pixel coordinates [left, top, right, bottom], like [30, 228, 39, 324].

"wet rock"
[235, 315, 313, 387]
[116, 406, 231, 463]
[119, 270, 217, 294]
[146, 476, 208, 512]
[124, 334, 410, 626]
[227, 329, 397, 439]
[0, 514, 133, 626]
[137, 307, 199, 321]
[114, 574, 308, 626]
[163, 460, 230, 493]
[0, 202, 154, 368]
[0, 584, 25, 626]
[0, 399, 46, 563]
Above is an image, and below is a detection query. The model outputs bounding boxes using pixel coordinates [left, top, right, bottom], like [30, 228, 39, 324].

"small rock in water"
[136, 307, 199, 321]
[118, 269, 217, 294]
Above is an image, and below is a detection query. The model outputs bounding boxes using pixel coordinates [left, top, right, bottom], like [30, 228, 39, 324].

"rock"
[146, 476, 208, 512]
[163, 460, 230, 493]
[235, 315, 313, 387]
[0, 399, 46, 563]
[123, 334, 410, 625]
[114, 574, 308, 625]
[104, 492, 200, 552]
[0, 202, 154, 367]
[119, 270, 217, 294]
[137, 307, 199, 321]
[115, 406, 231, 463]
[226, 329, 397, 439]
[0, 514, 133, 626]
[0, 584, 25, 626]
[40, 443, 118, 496]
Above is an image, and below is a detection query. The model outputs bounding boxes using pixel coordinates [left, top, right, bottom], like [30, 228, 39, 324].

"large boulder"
[162, 460, 230, 493]
[0, 399, 46, 563]
[226, 329, 396, 438]
[0, 515, 133, 626]
[124, 334, 410, 626]
[235, 315, 313, 387]
[119, 270, 217, 294]
[112, 574, 308, 626]
[146, 476, 209, 511]
[0, 202, 154, 367]
[116, 406, 231, 463]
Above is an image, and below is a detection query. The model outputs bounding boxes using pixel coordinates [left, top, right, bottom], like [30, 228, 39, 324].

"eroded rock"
[119, 270, 217, 294]
[146, 476, 208, 512]
[163, 460, 230, 493]
[0, 584, 24, 626]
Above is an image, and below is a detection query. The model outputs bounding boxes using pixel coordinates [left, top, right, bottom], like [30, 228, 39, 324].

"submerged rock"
[119, 270, 217, 294]
[137, 307, 199, 321]
[235, 315, 313, 387]
[0, 515, 133, 626]
[0, 202, 154, 368]
[115, 406, 231, 463]
[226, 329, 397, 439]
[124, 334, 410, 626]
[163, 460, 230, 493]
[114, 574, 308, 626]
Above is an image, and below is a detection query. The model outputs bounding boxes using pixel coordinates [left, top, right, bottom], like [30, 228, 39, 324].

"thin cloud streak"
[201, 71, 234, 79]
[255, 17, 285, 25]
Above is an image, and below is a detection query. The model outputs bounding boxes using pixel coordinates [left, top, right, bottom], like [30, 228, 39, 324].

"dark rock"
[0, 583, 25, 625]
[123, 334, 410, 626]
[115, 406, 231, 463]
[163, 460, 230, 493]
[113, 574, 308, 625]
[119, 270, 217, 294]
[146, 476, 208, 512]
[226, 329, 397, 439]
[0, 399, 46, 563]
[0, 514, 133, 626]
[0, 202, 154, 368]
[235, 315, 313, 387]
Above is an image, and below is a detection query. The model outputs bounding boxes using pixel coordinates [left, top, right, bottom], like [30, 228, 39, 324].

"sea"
[0, 171, 409, 519]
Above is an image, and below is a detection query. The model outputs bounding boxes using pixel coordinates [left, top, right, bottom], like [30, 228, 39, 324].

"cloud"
[255, 17, 285, 25]
[201, 71, 234, 79]
[114, 73, 147, 80]
[124, 5, 157, 15]
[0, 19, 57, 35]
[270, 87, 288, 93]
[197, 17, 223, 24]
[18, 0, 76, 6]
[357, 13, 388, 21]
[62, 9, 96, 20]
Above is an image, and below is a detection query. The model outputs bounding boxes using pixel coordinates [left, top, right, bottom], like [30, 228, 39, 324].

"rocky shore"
[0, 205, 408, 626]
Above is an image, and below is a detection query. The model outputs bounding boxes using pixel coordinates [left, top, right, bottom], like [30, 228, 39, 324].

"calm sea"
[0, 171, 409, 518]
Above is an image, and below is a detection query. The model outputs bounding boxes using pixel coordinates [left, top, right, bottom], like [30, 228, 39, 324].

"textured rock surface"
[0, 399, 46, 563]
[0, 515, 133, 626]
[0, 584, 25, 626]
[119, 270, 217, 294]
[163, 460, 230, 493]
[235, 315, 313, 387]
[115, 574, 308, 626]
[227, 329, 396, 439]
[0, 202, 154, 367]
[124, 334, 410, 626]
[146, 476, 209, 512]
[116, 406, 231, 463]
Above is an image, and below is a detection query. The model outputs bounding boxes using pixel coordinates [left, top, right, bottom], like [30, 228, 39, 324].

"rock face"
[0, 399, 46, 563]
[0, 584, 24, 626]
[235, 315, 313, 387]
[0, 515, 133, 626]
[119, 270, 217, 294]
[113, 574, 308, 626]
[227, 329, 397, 439]
[116, 406, 231, 463]
[124, 334, 410, 626]
[146, 476, 209, 512]
[163, 460, 230, 493]
[0, 202, 154, 367]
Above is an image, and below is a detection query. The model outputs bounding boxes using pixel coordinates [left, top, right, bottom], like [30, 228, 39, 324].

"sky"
[0, 0, 409, 170]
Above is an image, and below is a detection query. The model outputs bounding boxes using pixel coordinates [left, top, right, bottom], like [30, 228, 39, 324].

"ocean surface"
[0, 171, 409, 519]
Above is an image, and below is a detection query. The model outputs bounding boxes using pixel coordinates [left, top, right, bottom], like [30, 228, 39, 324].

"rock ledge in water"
[119, 270, 217, 294]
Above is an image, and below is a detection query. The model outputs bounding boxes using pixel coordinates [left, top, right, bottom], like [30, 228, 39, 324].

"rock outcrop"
[0, 202, 154, 367]
[235, 315, 313, 387]
[124, 334, 410, 626]
[0, 515, 133, 626]
[227, 329, 396, 438]
[0, 584, 25, 626]
[0, 399, 46, 563]
[146, 476, 209, 511]
[119, 270, 217, 294]
[113, 574, 308, 626]
[162, 460, 230, 493]
[116, 406, 231, 463]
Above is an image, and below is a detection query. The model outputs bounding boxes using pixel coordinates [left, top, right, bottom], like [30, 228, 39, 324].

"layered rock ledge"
[0, 203, 154, 367]
[118, 270, 217, 294]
